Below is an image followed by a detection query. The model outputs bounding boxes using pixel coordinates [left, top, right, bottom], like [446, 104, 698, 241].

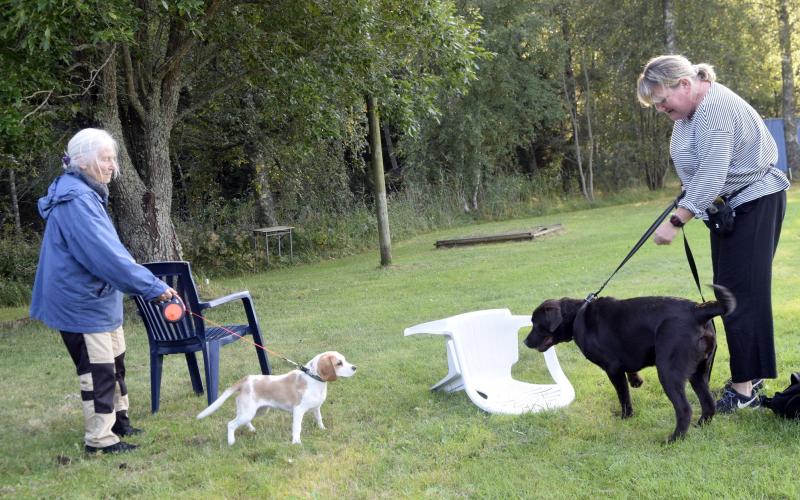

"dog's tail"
[196, 377, 246, 419]
[693, 284, 736, 324]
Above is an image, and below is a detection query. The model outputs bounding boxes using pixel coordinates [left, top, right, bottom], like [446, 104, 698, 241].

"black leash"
[681, 228, 705, 301]
[681, 226, 717, 381]
[577, 191, 717, 380]
[584, 192, 686, 304]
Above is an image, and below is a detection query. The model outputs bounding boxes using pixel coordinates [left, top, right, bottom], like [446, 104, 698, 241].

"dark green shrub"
[0, 236, 39, 306]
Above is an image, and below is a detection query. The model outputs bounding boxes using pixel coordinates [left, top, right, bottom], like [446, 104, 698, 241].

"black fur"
[524, 285, 735, 442]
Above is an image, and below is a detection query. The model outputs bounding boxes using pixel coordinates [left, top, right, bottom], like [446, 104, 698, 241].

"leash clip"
[584, 292, 597, 304]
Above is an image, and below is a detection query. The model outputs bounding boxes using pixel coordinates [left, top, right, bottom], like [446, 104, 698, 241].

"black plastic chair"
[133, 261, 271, 412]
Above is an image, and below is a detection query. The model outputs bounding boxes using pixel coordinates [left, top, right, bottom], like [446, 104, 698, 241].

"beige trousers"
[62, 327, 130, 448]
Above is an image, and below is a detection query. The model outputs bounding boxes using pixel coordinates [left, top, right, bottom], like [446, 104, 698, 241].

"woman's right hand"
[653, 220, 678, 245]
[157, 287, 178, 302]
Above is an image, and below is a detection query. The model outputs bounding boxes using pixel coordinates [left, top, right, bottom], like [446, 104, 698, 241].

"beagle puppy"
[197, 351, 357, 444]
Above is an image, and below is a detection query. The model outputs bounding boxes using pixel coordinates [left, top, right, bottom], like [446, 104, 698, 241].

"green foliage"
[175, 168, 588, 278]
[403, 0, 566, 202]
[178, 198, 259, 276]
[0, 0, 135, 158]
[0, 236, 38, 306]
[1, 0, 796, 275]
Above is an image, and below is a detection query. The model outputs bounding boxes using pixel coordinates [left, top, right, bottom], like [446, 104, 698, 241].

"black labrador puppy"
[523, 285, 735, 442]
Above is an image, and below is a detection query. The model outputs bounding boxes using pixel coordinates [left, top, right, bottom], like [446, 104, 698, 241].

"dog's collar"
[300, 365, 326, 382]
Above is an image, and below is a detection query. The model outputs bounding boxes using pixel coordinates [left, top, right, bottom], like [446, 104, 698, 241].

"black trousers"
[709, 190, 786, 383]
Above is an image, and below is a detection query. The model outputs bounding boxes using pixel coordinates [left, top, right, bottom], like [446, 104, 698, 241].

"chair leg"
[185, 352, 204, 395]
[251, 329, 271, 375]
[150, 353, 164, 413]
[202, 343, 222, 406]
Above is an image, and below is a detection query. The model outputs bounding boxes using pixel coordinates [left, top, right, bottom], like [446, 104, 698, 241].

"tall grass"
[180, 172, 586, 276]
[1, 185, 798, 498]
[0, 171, 671, 303]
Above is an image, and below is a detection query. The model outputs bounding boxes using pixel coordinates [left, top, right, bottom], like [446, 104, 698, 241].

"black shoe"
[716, 387, 761, 414]
[85, 441, 139, 454]
[112, 424, 143, 437]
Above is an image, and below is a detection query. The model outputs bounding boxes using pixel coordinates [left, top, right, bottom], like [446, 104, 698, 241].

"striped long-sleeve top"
[670, 82, 789, 219]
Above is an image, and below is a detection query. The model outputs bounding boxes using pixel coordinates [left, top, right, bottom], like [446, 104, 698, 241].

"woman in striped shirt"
[637, 55, 789, 414]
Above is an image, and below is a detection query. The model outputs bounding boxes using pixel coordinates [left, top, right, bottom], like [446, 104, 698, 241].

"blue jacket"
[30, 173, 168, 333]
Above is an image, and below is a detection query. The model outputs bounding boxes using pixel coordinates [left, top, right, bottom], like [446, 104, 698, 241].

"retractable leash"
[154, 295, 325, 381]
[160, 296, 186, 323]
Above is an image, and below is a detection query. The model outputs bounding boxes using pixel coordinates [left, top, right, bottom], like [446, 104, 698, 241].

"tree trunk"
[663, 0, 677, 54]
[471, 168, 481, 212]
[582, 61, 595, 201]
[382, 124, 399, 173]
[560, 9, 589, 201]
[366, 94, 392, 267]
[91, 1, 226, 262]
[98, 48, 182, 262]
[8, 168, 22, 238]
[562, 73, 590, 201]
[252, 149, 278, 227]
[636, 104, 671, 191]
[779, 0, 799, 179]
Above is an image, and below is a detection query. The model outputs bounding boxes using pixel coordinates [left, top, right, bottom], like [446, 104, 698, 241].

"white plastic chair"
[404, 309, 574, 414]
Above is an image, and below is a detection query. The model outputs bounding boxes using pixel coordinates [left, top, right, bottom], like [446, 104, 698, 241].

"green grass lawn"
[2, 187, 799, 498]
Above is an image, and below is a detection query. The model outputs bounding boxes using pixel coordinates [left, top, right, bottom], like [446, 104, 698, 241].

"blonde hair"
[637, 55, 716, 106]
[63, 128, 120, 179]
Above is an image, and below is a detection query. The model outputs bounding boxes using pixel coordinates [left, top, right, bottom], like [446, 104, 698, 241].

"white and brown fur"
[196, 351, 357, 444]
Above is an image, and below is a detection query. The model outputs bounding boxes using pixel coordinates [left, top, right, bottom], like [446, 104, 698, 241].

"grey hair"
[637, 55, 716, 106]
[63, 128, 120, 178]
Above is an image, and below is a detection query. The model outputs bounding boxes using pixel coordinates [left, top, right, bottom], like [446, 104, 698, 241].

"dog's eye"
[337, 361, 343, 366]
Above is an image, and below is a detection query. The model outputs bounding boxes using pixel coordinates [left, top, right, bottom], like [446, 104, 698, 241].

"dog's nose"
[351, 365, 357, 372]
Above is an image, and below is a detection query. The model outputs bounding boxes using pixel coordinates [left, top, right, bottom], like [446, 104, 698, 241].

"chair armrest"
[200, 291, 261, 335]
[404, 317, 455, 337]
[200, 290, 252, 310]
[509, 315, 533, 331]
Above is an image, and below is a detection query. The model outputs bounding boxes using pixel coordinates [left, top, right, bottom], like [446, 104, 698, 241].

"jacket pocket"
[96, 283, 112, 297]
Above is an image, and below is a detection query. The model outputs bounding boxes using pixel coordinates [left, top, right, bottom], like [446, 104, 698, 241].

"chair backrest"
[445, 309, 525, 380]
[133, 261, 205, 344]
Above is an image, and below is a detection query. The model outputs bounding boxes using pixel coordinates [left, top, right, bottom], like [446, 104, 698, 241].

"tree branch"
[123, 45, 147, 122]
[20, 46, 117, 124]
[19, 91, 53, 123]
[175, 75, 244, 123]
[155, 0, 226, 82]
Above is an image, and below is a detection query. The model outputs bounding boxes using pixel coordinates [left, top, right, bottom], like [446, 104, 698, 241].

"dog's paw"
[696, 414, 713, 426]
[664, 432, 686, 444]
[615, 405, 634, 419]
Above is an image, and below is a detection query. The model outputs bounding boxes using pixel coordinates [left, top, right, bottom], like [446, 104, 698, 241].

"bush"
[0, 236, 39, 306]
[178, 198, 259, 276]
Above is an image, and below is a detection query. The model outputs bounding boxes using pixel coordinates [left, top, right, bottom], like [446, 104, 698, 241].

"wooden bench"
[434, 224, 563, 249]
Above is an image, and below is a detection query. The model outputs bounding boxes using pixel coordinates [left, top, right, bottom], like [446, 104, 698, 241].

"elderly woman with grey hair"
[30, 128, 176, 454]
[637, 55, 789, 413]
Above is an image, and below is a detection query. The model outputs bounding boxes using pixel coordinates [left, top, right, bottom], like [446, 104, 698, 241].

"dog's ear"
[317, 354, 338, 382]
[542, 300, 563, 330]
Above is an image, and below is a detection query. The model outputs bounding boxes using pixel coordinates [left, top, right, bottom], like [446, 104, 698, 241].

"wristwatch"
[669, 214, 685, 228]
